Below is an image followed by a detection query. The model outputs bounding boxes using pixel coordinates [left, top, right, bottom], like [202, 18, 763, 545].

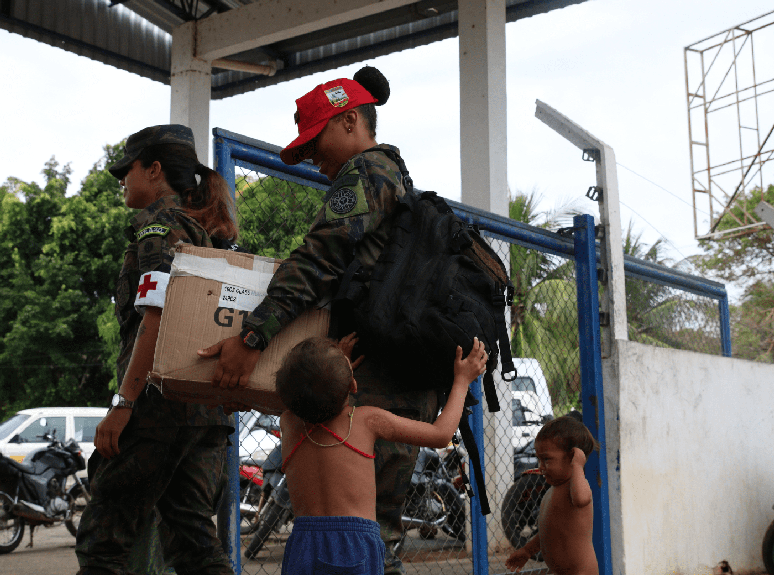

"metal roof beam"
[195, 0, 418, 61]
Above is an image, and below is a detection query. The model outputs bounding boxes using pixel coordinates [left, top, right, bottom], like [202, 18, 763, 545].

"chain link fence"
[215, 129, 728, 574]
[230, 160, 581, 573]
[624, 277, 723, 355]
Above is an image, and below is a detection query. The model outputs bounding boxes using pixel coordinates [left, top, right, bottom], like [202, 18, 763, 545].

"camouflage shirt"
[116, 194, 234, 429]
[243, 144, 408, 341]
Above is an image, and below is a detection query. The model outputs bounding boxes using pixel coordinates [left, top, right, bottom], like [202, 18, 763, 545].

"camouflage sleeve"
[135, 209, 209, 276]
[243, 149, 405, 342]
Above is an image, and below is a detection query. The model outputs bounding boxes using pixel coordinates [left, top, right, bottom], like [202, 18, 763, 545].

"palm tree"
[508, 190, 583, 413]
[623, 223, 720, 354]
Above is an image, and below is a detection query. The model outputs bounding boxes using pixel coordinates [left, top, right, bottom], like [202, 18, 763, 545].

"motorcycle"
[764, 503, 774, 575]
[243, 440, 291, 559]
[238, 457, 264, 535]
[0, 430, 89, 553]
[395, 443, 468, 550]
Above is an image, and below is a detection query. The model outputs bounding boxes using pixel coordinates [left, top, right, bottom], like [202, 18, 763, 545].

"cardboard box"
[148, 244, 330, 415]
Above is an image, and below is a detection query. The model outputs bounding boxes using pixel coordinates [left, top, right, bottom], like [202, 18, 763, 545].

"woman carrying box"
[75, 125, 237, 575]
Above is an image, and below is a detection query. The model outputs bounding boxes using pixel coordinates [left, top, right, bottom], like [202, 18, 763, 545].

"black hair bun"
[354, 66, 390, 106]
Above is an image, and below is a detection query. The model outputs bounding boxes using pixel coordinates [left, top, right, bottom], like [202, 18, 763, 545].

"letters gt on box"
[148, 244, 329, 415]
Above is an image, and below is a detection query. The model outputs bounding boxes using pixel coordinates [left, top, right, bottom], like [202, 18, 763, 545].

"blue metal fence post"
[718, 295, 732, 357]
[573, 214, 612, 575]
[212, 132, 241, 574]
[467, 375, 489, 575]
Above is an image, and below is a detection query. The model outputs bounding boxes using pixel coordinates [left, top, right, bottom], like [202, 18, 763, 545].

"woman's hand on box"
[198, 335, 262, 389]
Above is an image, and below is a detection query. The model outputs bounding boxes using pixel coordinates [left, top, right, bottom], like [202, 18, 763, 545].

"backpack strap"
[458, 394, 491, 516]
[362, 147, 414, 193]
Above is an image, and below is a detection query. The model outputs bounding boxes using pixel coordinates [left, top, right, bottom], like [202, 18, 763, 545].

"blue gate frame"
[211, 127, 730, 575]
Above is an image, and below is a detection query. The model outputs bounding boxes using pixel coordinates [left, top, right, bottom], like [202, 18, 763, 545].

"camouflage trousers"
[351, 359, 439, 575]
[75, 424, 234, 575]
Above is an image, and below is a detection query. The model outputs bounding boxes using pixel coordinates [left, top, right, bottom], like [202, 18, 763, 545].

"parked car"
[0, 407, 107, 475]
[510, 358, 553, 419]
[511, 398, 544, 450]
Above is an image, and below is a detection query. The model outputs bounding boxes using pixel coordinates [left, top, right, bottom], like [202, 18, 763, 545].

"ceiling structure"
[1, 0, 586, 100]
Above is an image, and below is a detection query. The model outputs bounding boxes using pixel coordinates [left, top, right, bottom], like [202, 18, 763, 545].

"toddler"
[506, 415, 600, 575]
[275, 333, 488, 574]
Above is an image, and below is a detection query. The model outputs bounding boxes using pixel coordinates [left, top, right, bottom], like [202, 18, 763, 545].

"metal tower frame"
[685, 10, 774, 240]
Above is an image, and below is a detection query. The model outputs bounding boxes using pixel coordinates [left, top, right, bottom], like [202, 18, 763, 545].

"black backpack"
[332, 148, 516, 515]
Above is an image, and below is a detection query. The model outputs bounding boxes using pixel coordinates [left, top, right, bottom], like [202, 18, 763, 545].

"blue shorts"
[281, 516, 385, 575]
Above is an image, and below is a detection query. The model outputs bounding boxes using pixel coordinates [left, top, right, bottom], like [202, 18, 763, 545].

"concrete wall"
[603, 340, 774, 575]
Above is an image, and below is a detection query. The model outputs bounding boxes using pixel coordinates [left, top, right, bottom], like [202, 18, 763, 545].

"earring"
[347, 127, 352, 133]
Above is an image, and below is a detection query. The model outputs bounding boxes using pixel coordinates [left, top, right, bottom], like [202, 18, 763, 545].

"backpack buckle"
[491, 282, 514, 308]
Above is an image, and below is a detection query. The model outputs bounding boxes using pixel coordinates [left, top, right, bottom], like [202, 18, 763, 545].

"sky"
[1, 0, 772, 299]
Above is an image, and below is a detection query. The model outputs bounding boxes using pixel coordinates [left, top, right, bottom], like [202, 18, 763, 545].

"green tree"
[624, 223, 721, 354]
[0, 143, 131, 421]
[699, 184, 774, 285]
[697, 184, 774, 362]
[508, 191, 582, 413]
[236, 176, 325, 258]
[731, 280, 774, 363]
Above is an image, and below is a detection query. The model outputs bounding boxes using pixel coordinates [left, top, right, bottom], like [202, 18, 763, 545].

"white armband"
[134, 271, 170, 314]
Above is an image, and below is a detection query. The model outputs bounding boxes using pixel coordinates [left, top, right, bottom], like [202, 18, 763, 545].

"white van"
[0, 407, 107, 467]
[510, 359, 553, 449]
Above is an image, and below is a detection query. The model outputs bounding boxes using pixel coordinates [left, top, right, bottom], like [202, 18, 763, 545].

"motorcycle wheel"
[436, 484, 466, 540]
[763, 519, 774, 575]
[0, 492, 24, 554]
[65, 481, 89, 537]
[239, 481, 260, 535]
[501, 474, 547, 550]
[244, 499, 286, 560]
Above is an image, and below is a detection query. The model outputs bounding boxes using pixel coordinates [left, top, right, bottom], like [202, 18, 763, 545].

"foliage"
[730, 280, 774, 363]
[696, 184, 774, 362]
[698, 184, 774, 285]
[624, 222, 721, 354]
[0, 145, 132, 421]
[508, 191, 582, 413]
[235, 176, 326, 259]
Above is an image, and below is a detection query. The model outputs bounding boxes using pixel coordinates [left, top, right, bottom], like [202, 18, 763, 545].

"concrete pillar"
[170, 21, 212, 165]
[458, 0, 511, 555]
[459, 0, 508, 217]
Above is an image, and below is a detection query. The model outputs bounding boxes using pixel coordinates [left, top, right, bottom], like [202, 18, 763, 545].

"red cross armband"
[134, 271, 170, 314]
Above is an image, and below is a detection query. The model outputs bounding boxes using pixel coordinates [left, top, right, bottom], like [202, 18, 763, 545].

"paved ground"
[0, 523, 549, 575]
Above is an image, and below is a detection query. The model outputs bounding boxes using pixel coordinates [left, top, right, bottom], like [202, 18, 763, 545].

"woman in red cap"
[201, 67, 440, 573]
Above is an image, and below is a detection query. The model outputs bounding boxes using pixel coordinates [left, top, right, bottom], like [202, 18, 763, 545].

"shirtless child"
[275, 333, 488, 575]
[506, 416, 600, 575]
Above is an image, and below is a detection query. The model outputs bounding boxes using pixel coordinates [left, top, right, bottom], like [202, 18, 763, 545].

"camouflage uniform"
[76, 195, 235, 575]
[243, 145, 438, 574]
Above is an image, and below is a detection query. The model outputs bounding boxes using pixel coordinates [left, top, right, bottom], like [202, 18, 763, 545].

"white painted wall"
[604, 340, 774, 575]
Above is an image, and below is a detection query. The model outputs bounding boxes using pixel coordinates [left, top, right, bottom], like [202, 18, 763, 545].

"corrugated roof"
[1, 0, 587, 100]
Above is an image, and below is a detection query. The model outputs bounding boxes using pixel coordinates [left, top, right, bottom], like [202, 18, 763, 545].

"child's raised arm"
[364, 337, 488, 449]
[570, 447, 592, 508]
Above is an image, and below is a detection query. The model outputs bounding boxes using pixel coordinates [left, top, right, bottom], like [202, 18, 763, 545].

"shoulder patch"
[325, 178, 369, 221]
[137, 225, 171, 241]
[329, 188, 358, 214]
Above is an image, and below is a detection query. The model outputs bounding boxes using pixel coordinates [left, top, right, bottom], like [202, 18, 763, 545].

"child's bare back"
[506, 416, 599, 575]
[278, 333, 489, 520]
[281, 405, 380, 519]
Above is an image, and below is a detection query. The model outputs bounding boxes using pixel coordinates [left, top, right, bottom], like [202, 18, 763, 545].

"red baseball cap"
[280, 78, 378, 165]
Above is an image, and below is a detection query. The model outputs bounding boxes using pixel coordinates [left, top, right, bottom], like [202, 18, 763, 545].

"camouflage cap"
[108, 124, 197, 179]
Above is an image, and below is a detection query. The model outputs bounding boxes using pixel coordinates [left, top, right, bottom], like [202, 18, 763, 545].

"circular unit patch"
[328, 187, 358, 215]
